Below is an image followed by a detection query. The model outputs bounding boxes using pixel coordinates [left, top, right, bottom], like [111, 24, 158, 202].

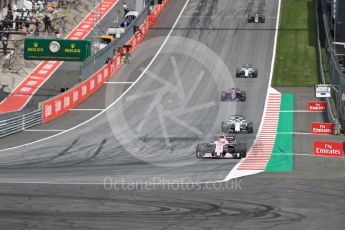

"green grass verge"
[266, 94, 294, 172]
[321, 47, 331, 83]
[272, 0, 319, 87]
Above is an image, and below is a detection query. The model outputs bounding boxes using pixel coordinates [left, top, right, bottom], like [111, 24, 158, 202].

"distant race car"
[248, 13, 265, 23]
[236, 64, 258, 78]
[221, 115, 254, 134]
[121, 11, 139, 28]
[221, 88, 246, 101]
[196, 134, 247, 159]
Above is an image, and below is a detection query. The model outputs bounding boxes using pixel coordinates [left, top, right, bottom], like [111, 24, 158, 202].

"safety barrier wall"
[318, 0, 345, 129]
[0, 110, 42, 137]
[42, 0, 169, 123]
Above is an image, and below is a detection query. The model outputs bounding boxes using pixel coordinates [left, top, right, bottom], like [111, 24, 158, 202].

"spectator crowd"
[0, 1, 71, 54]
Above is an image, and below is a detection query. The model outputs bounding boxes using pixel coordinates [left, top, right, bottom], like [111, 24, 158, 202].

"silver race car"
[248, 13, 265, 23]
[221, 115, 254, 134]
[236, 64, 258, 78]
[196, 134, 247, 159]
[221, 88, 246, 101]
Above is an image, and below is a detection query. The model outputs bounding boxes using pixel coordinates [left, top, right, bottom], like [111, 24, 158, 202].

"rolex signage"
[24, 38, 91, 62]
[27, 42, 44, 52]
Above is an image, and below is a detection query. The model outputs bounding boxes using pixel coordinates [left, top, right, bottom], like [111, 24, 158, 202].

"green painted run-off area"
[266, 94, 294, 172]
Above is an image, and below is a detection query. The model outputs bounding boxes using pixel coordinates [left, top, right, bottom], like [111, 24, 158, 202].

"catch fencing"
[318, 0, 345, 129]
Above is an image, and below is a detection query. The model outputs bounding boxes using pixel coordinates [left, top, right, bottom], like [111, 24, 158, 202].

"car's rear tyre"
[253, 69, 258, 78]
[234, 143, 247, 159]
[247, 122, 253, 133]
[221, 122, 230, 133]
[240, 92, 246, 101]
[220, 145, 227, 158]
[236, 69, 241, 78]
[196, 143, 207, 158]
[221, 91, 226, 101]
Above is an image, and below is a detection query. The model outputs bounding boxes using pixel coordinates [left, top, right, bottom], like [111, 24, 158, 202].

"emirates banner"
[308, 101, 327, 112]
[313, 141, 343, 158]
[311, 122, 334, 135]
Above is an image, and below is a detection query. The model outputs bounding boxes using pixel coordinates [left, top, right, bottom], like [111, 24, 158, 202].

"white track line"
[280, 110, 323, 113]
[0, 0, 191, 153]
[180, 16, 277, 19]
[278, 132, 336, 135]
[277, 132, 311, 135]
[0, 180, 235, 185]
[104, 82, 135, 84]
[268, 0, 282, 88]
[69, 109, 104, 111]
[272, 152, 345, 159]
[224, 0, 282, 181]
[23, 129, 64, 132]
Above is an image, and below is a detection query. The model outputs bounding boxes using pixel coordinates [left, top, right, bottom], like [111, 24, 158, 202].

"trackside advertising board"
[308, 101, 327, 112]
[24, 38, 91, 61]
[313, 141, 343, 158]
[314, 84, 331, 98]
[311, 122, 334, 135]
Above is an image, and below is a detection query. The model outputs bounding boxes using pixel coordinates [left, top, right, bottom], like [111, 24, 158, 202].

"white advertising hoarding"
[315, 84, 331, 98]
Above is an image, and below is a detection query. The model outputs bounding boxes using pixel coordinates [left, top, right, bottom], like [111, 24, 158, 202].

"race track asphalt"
[0, 0, 278, 184]
[4, 1, 343, 230]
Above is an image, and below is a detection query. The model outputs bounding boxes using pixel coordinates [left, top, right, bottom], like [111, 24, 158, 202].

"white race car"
[236, 64, 258, 78]
[248, 13, 265, 23]
[221, 115, 254, 134]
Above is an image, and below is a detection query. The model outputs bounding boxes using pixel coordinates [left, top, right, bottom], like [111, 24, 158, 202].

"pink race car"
[221, 88, 246, 101]
[196, 134, 247, 159]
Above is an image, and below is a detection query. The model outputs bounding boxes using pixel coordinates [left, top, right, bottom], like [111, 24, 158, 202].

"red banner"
[42, 64, 110, 123]
[314, 141, 343, 158]
[311, 122, 334, 135]
[308, 101, 327, 112]
[148, 15, 157, 27]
